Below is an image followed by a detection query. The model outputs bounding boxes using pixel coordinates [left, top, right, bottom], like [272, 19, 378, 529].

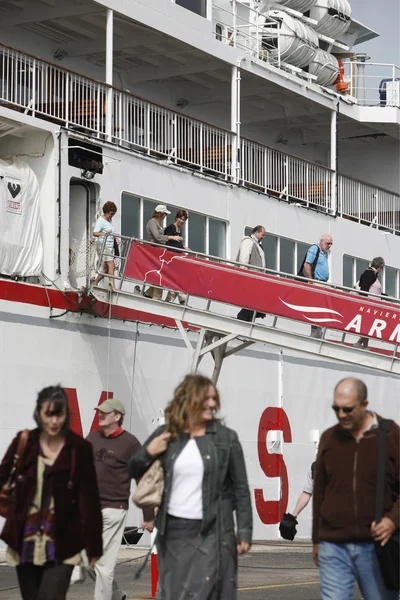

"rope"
[106, 285, 113, 400]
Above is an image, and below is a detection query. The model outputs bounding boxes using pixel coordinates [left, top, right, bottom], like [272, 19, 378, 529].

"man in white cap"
[144, 205, 183, 300]
[86, 398, 154, 600]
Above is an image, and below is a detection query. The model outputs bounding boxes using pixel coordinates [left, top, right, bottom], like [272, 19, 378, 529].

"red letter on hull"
[64, 389, 114, 436]
[254, 407, 292, 524]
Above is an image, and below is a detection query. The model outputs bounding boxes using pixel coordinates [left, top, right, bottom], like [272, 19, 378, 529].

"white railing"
[338, 175, 400, 233]
[342, 60, 400, 107]
[1, 43, 399, 233]
[241, 138, 333, 211]
[114, 93, 232, 179]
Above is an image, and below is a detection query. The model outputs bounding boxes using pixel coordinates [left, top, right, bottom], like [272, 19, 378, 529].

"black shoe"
[237, 309, 252, 322]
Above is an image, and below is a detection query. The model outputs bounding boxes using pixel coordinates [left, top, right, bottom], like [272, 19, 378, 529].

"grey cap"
[94, 398, 126, 415]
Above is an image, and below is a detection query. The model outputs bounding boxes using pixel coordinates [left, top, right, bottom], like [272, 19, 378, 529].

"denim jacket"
[128, 420, 252, 543]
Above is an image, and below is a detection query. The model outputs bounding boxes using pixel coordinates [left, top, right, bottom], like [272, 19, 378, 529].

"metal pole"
[231, 64, 238, 184]
[330, 107, 338, 214]
[206, 0, 212, 20]
[237, 63, 241, 184]
[106, 9, 113, 141]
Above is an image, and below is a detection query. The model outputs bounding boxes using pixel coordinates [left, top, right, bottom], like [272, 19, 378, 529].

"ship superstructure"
[0, 0, 399, 540]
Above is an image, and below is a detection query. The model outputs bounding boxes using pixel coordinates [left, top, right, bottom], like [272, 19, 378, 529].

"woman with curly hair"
[92, 201, 118, 291]
[128, 374, 252, 600]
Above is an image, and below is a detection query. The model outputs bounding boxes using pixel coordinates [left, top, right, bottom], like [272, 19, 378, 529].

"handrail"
[92, 235, 400, 364]
[97, 234, 400, 305]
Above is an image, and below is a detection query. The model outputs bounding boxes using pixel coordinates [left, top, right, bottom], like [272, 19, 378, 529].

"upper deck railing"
[0, 43, 399, 233]
[341, 61, 400, 108]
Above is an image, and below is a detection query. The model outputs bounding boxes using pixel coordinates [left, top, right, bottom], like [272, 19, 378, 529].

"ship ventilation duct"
[263, 10, 319, 68]
[309, 0, 352, 38]
[308, 49, 340, 86]
[276, 0, 316, 13]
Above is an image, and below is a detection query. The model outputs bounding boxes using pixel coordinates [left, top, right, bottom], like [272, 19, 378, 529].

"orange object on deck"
[335, 59, 348, 93]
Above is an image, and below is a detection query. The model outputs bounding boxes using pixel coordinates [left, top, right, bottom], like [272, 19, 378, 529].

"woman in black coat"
[353, 256, 385, 349]
[128, 374, 252, 600]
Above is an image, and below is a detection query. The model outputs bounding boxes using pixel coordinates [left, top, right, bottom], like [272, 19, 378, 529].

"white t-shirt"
[167, 439, 204, 520]
[303, 465, 314, 495]
[94, 216, 115, 252]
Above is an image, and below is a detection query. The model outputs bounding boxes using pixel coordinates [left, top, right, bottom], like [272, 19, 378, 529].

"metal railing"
[89, 236, 400, 372]
[114, 92, 232, 179]
[241, 138, 334, 211]
[338, 175, 400, 233]
[1, 43, 399, 233]
[342, 60, 400, 107]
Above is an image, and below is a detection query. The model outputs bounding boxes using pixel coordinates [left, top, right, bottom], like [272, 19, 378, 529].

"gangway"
[91, 238, 400, 382]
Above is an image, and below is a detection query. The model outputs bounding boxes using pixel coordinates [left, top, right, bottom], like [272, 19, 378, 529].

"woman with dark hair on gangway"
[0, 385, 103, 600]
[128, 373, 253, 600]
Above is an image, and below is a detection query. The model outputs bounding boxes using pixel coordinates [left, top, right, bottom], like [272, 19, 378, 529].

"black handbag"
[375, 419, 399, 591]
[279, 513, 298, 541]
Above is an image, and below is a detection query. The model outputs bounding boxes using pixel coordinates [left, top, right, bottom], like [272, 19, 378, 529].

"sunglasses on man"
[332, 405, 357, 414]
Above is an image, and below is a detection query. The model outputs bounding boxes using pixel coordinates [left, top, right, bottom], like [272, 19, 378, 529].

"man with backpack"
[298, 234, 333, 338]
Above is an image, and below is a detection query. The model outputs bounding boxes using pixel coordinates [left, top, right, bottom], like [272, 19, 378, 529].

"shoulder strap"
[16, 429, 29, 462]
[375, 419, 393, 523]
[311, 246, 320, 277]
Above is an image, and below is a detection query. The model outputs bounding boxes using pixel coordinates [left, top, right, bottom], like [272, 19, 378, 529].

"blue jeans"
[319, 541, 399, 600]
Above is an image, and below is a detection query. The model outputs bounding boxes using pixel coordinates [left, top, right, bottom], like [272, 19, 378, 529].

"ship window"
[384, 266, 398, 298]
[215, 24, 223, 42]
[296, 242, 309, 274]
[342, 255, 353, 288]
[175, 0, 206, 18]
[265, 235, 278, 271]
[243, 229, 309, 273]
[343, 255, 379, 289]
[280, 238, 295, 275]
[121, 192, 227, 259]
[143, 199, 159, 237]
[356, 259, 369, 279]
[188, 212, 206, 254]
[209, 218, 226, 258]
[121, 194, 140, 239]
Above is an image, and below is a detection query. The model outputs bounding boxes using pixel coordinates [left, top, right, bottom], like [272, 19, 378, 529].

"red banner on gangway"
[125, 243, 400, 344]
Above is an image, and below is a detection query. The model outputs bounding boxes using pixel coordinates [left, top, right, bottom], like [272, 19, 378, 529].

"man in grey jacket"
[236, 225, 266, 322]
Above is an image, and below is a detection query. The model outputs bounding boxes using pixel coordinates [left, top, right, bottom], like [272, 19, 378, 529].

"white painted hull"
[0, 292, 398, 541]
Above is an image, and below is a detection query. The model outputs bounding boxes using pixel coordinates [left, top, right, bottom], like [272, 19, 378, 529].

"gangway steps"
[92, 287, 400, 376]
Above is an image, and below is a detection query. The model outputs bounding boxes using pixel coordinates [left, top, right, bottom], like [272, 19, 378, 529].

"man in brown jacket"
[312, 377, 399, 600]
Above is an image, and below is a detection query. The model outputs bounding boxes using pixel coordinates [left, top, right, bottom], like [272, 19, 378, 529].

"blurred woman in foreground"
[0, 386, 103, 600]
[128, 374, 252, 600]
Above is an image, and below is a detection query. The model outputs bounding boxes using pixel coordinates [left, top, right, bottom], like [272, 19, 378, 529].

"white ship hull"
[1, 284, 398, 541]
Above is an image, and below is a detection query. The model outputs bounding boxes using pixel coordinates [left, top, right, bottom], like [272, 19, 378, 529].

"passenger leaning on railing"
[92, 201, 119, 292]
[144, 204, 183, 300]
[298, 234, 333, 339]
[353, 257, 385, 350]
[236, 225, 267, 322]
[164, 209, 190, 306]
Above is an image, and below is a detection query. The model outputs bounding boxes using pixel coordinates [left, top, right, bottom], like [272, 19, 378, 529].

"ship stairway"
[91, 238, 400, 383]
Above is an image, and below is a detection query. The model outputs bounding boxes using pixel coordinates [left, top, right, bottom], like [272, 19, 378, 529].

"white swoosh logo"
[280, 299, 343, 317]
[303, 317, 343, 323]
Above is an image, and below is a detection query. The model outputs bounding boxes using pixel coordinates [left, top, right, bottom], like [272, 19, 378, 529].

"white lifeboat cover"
[0, 157, 43, 277]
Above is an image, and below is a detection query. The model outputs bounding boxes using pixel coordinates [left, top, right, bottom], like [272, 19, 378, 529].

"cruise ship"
[0, 0, 399, 541]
